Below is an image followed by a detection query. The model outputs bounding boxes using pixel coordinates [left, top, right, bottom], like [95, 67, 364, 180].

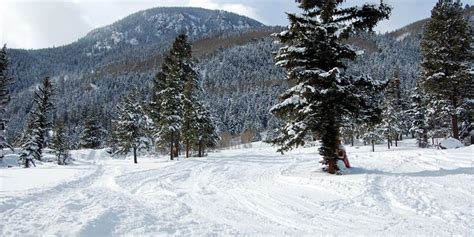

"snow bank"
[0, 140, 472, 236]
[439, 137, 464, 149]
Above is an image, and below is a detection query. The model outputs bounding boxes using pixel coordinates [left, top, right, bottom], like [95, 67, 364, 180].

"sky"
[1, 0, 469, 49]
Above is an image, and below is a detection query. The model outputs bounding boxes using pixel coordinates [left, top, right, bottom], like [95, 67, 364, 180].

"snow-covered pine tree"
[51, 121, 70, 165]
[0, 44, 13, 156]
[379, 75, 404, 148]
[341, 74, 387, 147]
[426, 97, 451, 144]
[18, 130, 39, 168]
[181, 51, 200, 158]
[195, 103, 218, 157]
[271, 0, 391, 173]
[409, 85, 429, 148]
[362, 126, 384, 152]
[421, 0, 473, 140]
[112, 90, 153, 164]
[148, 71, 165, 131]
[80, 114, 106, 149]
[18, 77, 55, 167]
[155, 34, 190, 160]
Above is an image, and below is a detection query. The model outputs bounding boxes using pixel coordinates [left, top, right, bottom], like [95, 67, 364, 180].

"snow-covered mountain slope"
[7, 7, 264, 93]
[81, 7, 262, 53]
[1, 140, 472, 236]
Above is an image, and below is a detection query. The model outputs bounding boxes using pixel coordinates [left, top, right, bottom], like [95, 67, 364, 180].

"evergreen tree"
[112, 90, 154, 164]
[421, 0, 473, 139]
[409, 86, 430, 148]
[51, 121, 70, 165]
[195, 103, 218, 157]
[80, 114, 106, 149]
[18, 129, 39, 168]
[155, 34, 190, 160]
[426, 97, 451, 143]
[18, 77, 55, 167]
[271, 0, 391, 173]
[181, 55, 200, 158]
[362, 126, 384, 152]
[0, 44, 13, 156]
[379, 76, 404, 148]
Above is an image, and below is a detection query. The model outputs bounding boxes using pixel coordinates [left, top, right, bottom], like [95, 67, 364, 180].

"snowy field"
[0, 140, 473, 236]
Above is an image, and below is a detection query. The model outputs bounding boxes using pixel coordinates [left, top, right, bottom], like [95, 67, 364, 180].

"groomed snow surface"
[1, 140, 472, 236]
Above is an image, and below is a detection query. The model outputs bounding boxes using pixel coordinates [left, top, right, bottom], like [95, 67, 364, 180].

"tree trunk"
[170, 134, 174, 161]
[451, 114, 459, 139]
[372, 140, 375, 152]
[133, 146, 138, 164]
[351, 134, 354, 146]
[186, 140, 189, 158]
[327, 159, 336, 174]
[387, 138, 391, 149]
[174, 140, 180, 158]
[395, 136, 398, 147]
[198, 141, 203, 157]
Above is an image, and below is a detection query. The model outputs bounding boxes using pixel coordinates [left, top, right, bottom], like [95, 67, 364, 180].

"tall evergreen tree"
[112, 90, 154, 164]
[379, 76, 404, 148]
[80, 114, 106, 149]
[18, 77, 55, 167]
[0, 44, 13, 156]
[51, 121, 70, 165]
[271, 0, 391, 173]
[155, 34, 190, 160]
[181, 62, 202, 158]
[421, 0, 473, 139]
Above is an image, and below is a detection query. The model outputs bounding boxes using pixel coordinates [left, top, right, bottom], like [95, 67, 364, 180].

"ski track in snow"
[0, 141, 472, 236]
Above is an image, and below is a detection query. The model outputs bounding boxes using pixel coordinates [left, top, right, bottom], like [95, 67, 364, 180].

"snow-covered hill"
[1, 140, 472, 236]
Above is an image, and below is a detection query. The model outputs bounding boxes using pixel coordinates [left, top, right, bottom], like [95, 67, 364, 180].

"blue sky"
[1, 0, 469, 49]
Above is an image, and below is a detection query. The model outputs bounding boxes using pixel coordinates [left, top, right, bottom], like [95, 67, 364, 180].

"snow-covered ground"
[0, 140, 472, 236]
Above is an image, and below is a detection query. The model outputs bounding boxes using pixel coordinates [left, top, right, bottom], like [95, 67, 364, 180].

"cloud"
[187, 0, 261, 23]
[1, 1, 92, 49]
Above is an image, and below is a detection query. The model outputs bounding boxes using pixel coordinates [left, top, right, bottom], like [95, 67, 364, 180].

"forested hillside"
[4, 6, 473, 147]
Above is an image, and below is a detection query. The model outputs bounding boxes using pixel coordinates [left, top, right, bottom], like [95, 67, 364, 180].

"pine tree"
[51, 121, 70, 165]
[421, 0, 473, 140]
[379, 76, 404, 148]
[426, 97, 451, 143]
[155, 34, 190, 160]
[80, 114, 106, 149]
[409, 86, 430, 148]
[112, 90, 154, 164]
[271, 0, 391, 173]
[362, 126, 384, 152]
[195, 103, 218, 157]
[18, 77, 55, 167]
[0, 44, 13, 157]
[181, 52, 200, 158]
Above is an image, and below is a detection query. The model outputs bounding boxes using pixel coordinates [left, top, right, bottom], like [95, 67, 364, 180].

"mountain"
[388, 5, 474, 41]
[8, 7, 264, 92]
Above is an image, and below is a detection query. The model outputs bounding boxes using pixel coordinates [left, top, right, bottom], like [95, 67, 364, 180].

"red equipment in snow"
[336, 143, 351, 169]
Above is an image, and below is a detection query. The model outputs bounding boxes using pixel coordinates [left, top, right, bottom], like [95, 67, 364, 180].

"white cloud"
[187, 0, 261, 23]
